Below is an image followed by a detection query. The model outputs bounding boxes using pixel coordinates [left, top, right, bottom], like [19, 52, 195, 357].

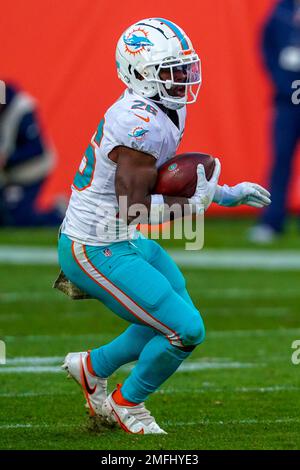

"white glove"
[213, 182, 271, 208]
[189, 158, 221, 211]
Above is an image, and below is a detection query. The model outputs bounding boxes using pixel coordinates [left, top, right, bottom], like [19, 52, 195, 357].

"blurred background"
[0, 0, 299, 242]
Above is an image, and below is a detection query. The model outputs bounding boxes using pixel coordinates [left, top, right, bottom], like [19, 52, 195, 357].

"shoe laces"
[127, 402, 154, 426]
[114, 384, 155, 426]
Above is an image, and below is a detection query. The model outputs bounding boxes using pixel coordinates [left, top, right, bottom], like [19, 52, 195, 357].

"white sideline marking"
[0, 246, 58, 264]
[208, 327, 300, 338]
[0, 391, 77, 398]
[165, 417, 300, 426]
[0, 358, 260, 374]
[1, 385, 298, 399]
[4, 327, 300, 343]
[1, 291, 294, 315]
[1, 288, 300, 303]
[169, 249, 300, 270]
[1, 246, 300, 270]
[123, 361, 258, 372]
[159, 385, 300, 394]
[0, 366, 63, 374]
[0, 423, 74, 430]
[202, 288, 300, 299]
[1, 417, 300, 430]
[6, 356, 231, 365]
[6, 356, 63, 365]
[4, 333, 111, 343]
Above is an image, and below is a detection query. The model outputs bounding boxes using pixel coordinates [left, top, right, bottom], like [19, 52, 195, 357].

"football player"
[59, 18, 271, 434]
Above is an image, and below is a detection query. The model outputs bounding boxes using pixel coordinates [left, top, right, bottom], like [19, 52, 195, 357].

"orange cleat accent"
[86, 350, 97, 376]
[112, 383, 140, 408]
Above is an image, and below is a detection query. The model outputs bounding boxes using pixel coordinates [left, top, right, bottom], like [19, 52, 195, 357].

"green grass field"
[0, 217, 300, 450]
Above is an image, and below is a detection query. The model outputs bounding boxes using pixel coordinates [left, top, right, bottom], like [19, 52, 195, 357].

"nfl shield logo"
[103, 248, 112, 257]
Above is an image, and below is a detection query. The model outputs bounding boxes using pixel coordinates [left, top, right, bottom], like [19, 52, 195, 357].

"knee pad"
[181, 313, 206, 347]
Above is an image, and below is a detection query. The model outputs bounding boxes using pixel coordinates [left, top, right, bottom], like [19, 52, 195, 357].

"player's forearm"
[213, 185, 223, 204]
[118, 193, 193, 226]
[150, 193, 206, 225]
[151, 194, 194, 224]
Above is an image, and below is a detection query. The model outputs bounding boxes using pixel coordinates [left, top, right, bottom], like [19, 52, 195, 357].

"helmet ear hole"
[134, 70, 144, 81]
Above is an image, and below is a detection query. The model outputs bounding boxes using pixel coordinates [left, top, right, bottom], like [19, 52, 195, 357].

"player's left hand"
[214, 182, 271, 208]
[189, 158, 221, 211]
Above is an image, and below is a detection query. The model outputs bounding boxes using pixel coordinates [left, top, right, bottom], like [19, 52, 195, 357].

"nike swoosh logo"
[134, 114, 150, 123]
[80, 357, 97, 395]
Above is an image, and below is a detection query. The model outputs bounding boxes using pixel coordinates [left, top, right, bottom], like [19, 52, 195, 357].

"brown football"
[153, 152, 216, 198]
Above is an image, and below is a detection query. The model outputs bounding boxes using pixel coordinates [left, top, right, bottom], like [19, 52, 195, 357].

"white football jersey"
[61, 89, 186, 245]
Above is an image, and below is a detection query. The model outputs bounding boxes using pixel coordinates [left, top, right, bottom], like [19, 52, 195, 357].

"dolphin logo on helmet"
[123, 27, 155, 56]
[124, 34, 154, 50]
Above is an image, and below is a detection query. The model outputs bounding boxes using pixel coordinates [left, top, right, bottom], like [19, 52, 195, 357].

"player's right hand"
[190, 158, 221, 211]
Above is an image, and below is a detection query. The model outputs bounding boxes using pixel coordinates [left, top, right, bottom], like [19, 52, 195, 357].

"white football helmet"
[116, 18, 202, 110]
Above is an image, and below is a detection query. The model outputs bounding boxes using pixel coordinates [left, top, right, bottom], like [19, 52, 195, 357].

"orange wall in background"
[1, 0, 299, 214]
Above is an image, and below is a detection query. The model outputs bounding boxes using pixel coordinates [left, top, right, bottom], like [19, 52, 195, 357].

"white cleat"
[101, 387, 167, 435]
[62, 351, 107, 417]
